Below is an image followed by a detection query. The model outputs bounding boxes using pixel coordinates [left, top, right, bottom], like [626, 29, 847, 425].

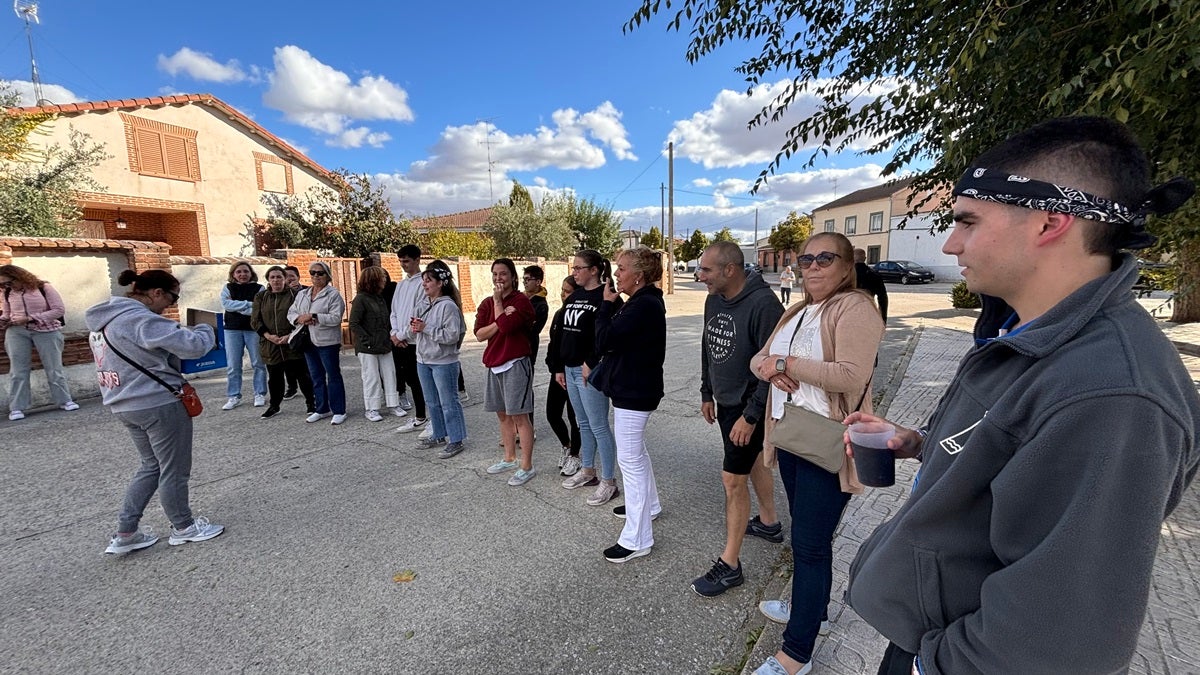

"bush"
[950, 280, 981, 309]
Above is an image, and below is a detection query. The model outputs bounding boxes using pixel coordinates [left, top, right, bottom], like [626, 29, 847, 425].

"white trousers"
[357, 352, 399, 411]
[614, 407, 660, 551]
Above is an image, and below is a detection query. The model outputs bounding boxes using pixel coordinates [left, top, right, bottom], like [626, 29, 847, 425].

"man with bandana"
[842, 117, 1199, 675]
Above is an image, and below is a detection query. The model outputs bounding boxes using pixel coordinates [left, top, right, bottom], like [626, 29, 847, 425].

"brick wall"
[76, 191, 208, 256]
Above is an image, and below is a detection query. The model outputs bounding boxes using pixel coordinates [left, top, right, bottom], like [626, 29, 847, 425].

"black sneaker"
[283, 388, 298, 400]
[604, 543, 651, 563]
[691, 558, 744, 597]
[612, 505, 659, 521]
[745, 515, 784, 543]
[260, 406, 281, 419]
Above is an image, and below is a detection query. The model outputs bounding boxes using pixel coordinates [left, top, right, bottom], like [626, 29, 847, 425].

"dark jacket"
[528, 290, 549, 362]
[847, 254, 1200, 674]
[546, 307, 568, 374]
[855, 262, 889, 322]
[349, 291, 393, 355]
[700, 272, 784, 422]
[251, 287, 304, 365]
[589, 285, 666, 412]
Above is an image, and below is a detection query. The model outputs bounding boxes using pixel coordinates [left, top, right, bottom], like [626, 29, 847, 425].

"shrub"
[950, 280, 981, 309]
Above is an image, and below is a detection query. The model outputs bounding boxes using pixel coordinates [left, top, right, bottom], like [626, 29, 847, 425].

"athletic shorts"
[717, 402, 765, 475]
[484, 357, 534, 415]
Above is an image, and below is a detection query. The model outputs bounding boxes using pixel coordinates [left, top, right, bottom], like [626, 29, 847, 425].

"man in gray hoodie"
[692, 241, 785, 596]
[845, 117, 1199, 675]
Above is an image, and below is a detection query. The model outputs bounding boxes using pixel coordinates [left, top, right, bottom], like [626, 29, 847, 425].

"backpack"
[4, 285, 64, 327]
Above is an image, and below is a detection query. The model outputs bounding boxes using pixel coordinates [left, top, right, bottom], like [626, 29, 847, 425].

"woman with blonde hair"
[288, 261, 347, 425]
[0, 264, 78, 420]
[349, 266, 402, 422]
[588, 246, 666, 562]
[747, 232, 884, 675]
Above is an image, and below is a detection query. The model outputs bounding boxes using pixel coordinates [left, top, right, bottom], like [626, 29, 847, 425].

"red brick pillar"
[281, 249, 318, 273]
[456, 261, 476, 313]
[0, 243, 11, 266]
[371, 252, 402, 283]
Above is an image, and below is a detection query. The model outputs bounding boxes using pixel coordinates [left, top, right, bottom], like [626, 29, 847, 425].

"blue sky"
[0, 1, 899, 243]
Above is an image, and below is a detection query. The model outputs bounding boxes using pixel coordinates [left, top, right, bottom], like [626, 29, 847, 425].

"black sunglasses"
[309, 270, 327, 277]
[165, 289, 180, 304]
[797, 252, 841, 269]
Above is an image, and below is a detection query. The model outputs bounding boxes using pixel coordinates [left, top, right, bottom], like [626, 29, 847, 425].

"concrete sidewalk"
[745, 324, 1200, 674]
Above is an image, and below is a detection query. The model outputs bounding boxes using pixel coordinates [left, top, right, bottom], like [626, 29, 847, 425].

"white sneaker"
[391, 406, 408, 418]
[398, 392, 413, 410]
[105, 527, 159, 554]
[253, 395, 267, 407]
[365, 410, 383, 422]
[306, 412, 333, 423]
[61, 401, 80, 411]
[560, 455, 582, 477]
[418, 424, 434, 440]
[168, 516, 224, 546]
[9, 410, 24, 421]
[395, 418, 426, 433]
[331, 414, 348, 425]
[458, 390, 470, 403]
[757, 600, 831, 634]
[222, 397, 240, 411]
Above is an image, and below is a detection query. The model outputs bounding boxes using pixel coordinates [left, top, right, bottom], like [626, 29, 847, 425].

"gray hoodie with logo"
[700, 272, 784, 421]
[847, 254, 1200, 674]
[85, 297, 215, 413]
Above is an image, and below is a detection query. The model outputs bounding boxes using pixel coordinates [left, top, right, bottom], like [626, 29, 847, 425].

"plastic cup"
[848, 422, 897, 488]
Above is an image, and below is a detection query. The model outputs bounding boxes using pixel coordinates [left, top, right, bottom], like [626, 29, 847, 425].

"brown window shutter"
[163, 134, 188, 179]
[185, 137, 200, 180]
[136, 129, 166, 175]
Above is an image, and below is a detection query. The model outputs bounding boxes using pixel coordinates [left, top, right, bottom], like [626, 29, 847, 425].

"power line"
[610, 151, 662, 203]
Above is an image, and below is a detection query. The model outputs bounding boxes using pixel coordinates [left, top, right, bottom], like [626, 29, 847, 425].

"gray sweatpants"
[115, 400, 195, 532]
[4, 325, 72, 412]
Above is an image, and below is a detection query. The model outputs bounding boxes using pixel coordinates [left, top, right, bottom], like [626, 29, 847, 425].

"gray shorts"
[484, 357, 534, 415]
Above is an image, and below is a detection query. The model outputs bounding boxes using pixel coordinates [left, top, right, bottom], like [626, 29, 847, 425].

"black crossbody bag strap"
[101, 328, 181, 396]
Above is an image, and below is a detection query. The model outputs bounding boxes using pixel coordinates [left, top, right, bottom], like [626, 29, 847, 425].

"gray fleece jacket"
[847, 254, 1200, 674]
[414, 295, 465, 366]
[700, 272, 784, 421]
[85, 297, 215, 413]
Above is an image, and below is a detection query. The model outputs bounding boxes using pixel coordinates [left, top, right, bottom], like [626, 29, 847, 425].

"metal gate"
[321, 257, 360, 348]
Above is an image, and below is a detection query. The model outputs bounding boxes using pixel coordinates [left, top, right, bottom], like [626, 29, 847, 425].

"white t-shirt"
[768, 303, 829, 421]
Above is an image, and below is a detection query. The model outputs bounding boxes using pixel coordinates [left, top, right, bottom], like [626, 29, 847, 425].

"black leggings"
[268, 360, 314, 411]
[393, 344, 426, 419]
[876, 643, 917, 675]
[546, 377, 580, 455]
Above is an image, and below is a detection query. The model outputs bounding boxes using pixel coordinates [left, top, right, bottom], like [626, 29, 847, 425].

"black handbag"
[288, 324, 313, 352]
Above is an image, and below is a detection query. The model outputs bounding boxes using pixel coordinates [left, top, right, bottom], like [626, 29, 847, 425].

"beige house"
[811, 177, 933, 264]
[11, 93, 338, 256]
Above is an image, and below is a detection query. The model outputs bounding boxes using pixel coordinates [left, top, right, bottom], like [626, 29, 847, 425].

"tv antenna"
[477, 117, 498, 202]
[13, 1, 48, 105]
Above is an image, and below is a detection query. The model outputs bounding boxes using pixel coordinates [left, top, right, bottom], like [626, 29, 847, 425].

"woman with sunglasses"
[219, 261, 267, 411]
[288, 262, 347, 425]
[746, 232, 884, 675]
[86, 269, 224, 554]
[251, 266, 314, 419]
[0, 264, 78, 421]
[557, 249, 623, 506]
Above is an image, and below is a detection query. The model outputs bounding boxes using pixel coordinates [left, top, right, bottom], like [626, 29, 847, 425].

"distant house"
[411, 207, 494, 234]
[8, 93, 339, 257]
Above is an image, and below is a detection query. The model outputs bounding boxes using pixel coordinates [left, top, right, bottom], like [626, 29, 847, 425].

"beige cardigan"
[749, 290, 885, 494]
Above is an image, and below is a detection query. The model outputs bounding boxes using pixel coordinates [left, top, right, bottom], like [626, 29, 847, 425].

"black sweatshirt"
[556, 285, 622, 370]
[590, 285, 665, 411]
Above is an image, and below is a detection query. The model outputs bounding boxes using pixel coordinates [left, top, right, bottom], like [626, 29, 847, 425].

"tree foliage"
[508, 180, 535, 212]
[485, 201, 577, 259]
[712, 227, 737, 244]
[421, 227, 495, 260]
[257, 169, 416, 257]
[552, 193, 623, 255]
[640, 225, 664, 249]
[768, 211, 813, 254]
[677, 228, 710, 263]
[626, 0, 1200, 320]
[0, 88, 109, 237]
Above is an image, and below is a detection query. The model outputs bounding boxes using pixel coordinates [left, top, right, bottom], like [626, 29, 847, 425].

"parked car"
[744, 262, 763, 275]
[874, 260, 935, 284]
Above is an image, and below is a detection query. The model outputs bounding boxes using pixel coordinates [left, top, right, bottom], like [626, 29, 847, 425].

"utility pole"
[753, 208, 759, 269]
[668, 142, 675, 295]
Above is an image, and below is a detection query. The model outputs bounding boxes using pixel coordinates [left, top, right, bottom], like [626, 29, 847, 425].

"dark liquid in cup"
[851, 443, 895, 487]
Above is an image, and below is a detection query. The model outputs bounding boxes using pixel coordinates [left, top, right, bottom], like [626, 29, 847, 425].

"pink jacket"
[1, 282, 65, 332]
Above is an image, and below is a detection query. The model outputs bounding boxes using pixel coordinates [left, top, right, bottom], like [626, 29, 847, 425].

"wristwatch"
[774, 357, 787, 373]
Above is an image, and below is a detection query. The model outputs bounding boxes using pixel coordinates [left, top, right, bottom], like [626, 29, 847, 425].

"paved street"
[0, 275, 1196, 674]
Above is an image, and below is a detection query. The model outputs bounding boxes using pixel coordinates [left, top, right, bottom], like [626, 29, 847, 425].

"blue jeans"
[564, 365, 615, 480]
[417, 361, 466, 443]
[224, 329, 266, 398]
[777, 450, 852, 664]
[304, 344, 346, 415]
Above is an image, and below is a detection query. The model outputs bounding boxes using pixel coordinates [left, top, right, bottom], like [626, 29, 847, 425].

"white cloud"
[262, 45, 413, 147]
[692, 177, 712, 188]
[157, 47, 247, 83]
[3, 80, 82, 106]
[669, 78, 900, 169]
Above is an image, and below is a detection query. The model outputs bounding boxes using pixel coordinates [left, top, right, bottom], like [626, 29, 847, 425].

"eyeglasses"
[165, 289, 180, 304]
[797, 252, 842, 269]
[309, 270, 327, 277]
[522, 276, 537, 282]
[571, 265, 593, 272]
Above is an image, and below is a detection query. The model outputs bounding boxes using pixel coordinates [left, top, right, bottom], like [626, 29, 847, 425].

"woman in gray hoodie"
[411, 261, 467, 458]
[85, 269, 225, 555]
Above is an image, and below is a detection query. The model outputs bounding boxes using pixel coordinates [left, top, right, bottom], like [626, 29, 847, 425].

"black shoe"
[612, 505, 659, 521]
[604, 543, 651, 563]
[261, 407, 281, 419]
[745, 515, 784, 543]
[691, 558, 744, 597]
[283, 388, 298, 400]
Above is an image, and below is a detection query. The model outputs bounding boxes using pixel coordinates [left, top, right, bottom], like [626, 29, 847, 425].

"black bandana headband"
[953, 167, 1195, 250]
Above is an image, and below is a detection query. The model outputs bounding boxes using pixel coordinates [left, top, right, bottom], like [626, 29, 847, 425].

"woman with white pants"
[588, 246, 667, 563]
